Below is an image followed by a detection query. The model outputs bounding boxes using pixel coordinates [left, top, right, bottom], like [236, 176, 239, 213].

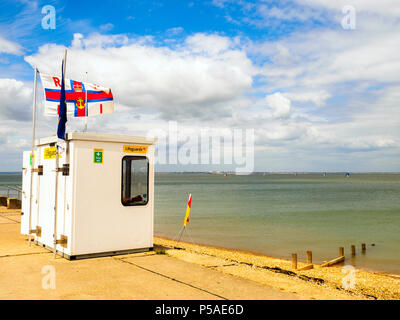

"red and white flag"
[40, 73, 114, 117]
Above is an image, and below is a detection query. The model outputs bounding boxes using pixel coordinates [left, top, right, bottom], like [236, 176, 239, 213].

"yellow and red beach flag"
[183, 194, 192, 226]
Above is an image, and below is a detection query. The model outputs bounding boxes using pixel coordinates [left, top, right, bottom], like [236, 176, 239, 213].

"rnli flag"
[40, 73, 114, 117]
[183, 194, 192, 226]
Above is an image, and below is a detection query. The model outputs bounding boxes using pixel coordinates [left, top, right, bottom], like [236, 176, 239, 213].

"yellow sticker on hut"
[123, 145, 148, 153]
[44, 147, 62, 159]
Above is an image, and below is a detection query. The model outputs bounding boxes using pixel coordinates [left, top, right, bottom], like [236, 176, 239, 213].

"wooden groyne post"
[295, 250, 314, 271]
[321, 255, 345, 267]
[362, 243, 366, 253]
[7, 198, 21, 209]
[292, 253, 297, 269]
[321, 247, 345, 268]
[307, 251, 312, 264]
[0, 196, 7, 207]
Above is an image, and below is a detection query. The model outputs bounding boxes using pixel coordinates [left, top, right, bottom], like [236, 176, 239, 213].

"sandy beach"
[154, 236, 400, 300]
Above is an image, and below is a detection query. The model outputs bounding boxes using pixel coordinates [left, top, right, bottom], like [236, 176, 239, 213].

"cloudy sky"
[0, 0, 399, 172]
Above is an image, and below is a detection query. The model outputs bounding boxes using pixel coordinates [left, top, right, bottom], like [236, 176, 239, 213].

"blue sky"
[1, 0, 332, 79]
[0, 0, 399, 172]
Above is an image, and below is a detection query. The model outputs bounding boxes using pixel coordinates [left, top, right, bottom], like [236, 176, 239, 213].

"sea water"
[154, 173, 400, 274]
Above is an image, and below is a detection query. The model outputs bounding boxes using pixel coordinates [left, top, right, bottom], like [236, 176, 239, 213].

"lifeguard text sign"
[123, 145, 148, 153]
[93, 149, 103, 164]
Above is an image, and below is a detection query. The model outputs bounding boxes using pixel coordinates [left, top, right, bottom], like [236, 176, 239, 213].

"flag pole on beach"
[84, 71, 88, 132]
[53, 48, 67, 259]
[174, 194, 194, 246]
[28, 66, 39, 247]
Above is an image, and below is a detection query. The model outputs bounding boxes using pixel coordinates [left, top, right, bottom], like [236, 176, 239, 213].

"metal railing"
[0, 185, 22, 200]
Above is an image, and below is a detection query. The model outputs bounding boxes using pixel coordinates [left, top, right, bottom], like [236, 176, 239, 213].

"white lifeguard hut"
[21, 132, 157, 260]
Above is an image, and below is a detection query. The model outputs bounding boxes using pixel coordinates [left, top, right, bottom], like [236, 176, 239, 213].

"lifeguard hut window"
[121, 156, 149, 206]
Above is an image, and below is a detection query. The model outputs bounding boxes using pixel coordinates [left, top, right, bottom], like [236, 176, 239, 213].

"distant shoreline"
[0, 172, 21, 175]
[1, 171, 400, 175]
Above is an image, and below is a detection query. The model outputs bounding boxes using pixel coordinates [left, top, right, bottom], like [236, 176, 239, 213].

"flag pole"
[53, 49, 67, 259]
[173, 194, 192, 246]
[84, 71, 88, 132]
[28, 67, 38, 247]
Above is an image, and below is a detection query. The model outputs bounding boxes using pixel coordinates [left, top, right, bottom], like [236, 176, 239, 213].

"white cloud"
[296, 0, 400, 17]
[284, 90, 331, 107]
[0, 78, 32, 121]
[166, 27, 184, 35]
[0, 36, 23, 55]
[255, 25, 400, 90]
[15, 138, 29, 149]
[257, 123, 306, 142]
[257, 4, 319, 22]
[70, 32, 130, 49]
[265, 92, 291, 118]
[25, 33, 255, 120]
[99, 23, 114, 32]
[344, 137, 397, 150]
[212, 0, 230, 8]
[184, 33, 233, 55]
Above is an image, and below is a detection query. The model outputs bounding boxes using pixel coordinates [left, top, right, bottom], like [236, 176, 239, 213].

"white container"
[21, 132, 156, 260]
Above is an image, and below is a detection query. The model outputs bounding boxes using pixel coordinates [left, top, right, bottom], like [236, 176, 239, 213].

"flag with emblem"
[39, 73, 114, 117]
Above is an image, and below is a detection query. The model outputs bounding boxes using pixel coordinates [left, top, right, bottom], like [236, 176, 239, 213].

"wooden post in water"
[307, 251, 312, 264]
[321, 256, 345, 267]
[351, 245, 356, 256]
[339, 247, 344, 257]
[362, 243, 366, 253]
[292, 253, 297, 269]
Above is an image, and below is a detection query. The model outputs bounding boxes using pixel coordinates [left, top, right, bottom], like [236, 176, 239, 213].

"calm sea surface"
[154, 173, 400, 274]
[2, 173, 399, 274]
